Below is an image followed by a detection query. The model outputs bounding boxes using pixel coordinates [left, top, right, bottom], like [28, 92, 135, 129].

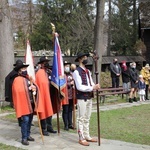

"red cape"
[61, 85, 69, 105]
[36, 69, 54, 119]
[12, 76, 43, 118]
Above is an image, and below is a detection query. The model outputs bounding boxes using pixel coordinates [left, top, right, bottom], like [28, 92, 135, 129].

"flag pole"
[57, 87, 60, 134]
[92, 50, 101, 146]
[51, 23, 60, 134]
[25, 40, 44, 144]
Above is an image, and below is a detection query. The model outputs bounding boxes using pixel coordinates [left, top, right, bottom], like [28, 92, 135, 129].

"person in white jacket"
[73, 52, 100, 146]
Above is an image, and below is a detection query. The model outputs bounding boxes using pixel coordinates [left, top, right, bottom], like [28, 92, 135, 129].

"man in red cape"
[12, 60, 43, 145]
[36, 56, 56, 136]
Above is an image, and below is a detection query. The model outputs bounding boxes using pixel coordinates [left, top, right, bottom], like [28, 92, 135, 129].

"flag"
[51, 33, 66, 98]
[25, 40, 35, 81]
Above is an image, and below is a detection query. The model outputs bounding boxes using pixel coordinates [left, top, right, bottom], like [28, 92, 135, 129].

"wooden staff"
[71, 64, 76, 129]
[92, 50, 101, 146]
[30, 77, 44, 144]
[72, 87, 76, 129]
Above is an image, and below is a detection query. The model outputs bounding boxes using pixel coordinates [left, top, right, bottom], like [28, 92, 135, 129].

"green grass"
[0, 105, 15, 113]
[90, 104, 150, 145]
[1, 104, 150, 146]
[1, 113, 17, 123]
[0, 143, 24, 150]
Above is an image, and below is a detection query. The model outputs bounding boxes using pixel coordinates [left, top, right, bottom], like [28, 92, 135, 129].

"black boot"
[21, 139, 29, 145]
[42, 130, 49, 136]
[133, 97, 137, 102]
[27, 136, 35, 141]
[64, 126, 69, 131]
[47, 128, 57, 133]
[129, 98, 133, 103]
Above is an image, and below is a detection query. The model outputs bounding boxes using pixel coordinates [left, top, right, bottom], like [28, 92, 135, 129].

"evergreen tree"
[30, 0, 95, 55]
[109, 0, 139, 55]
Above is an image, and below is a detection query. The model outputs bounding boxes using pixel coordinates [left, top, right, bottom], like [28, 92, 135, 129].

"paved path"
[0, 101, 150, 150]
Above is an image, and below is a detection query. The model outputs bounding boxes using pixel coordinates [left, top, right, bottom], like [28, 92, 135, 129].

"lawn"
[0, 105, 15, 113]
[90, 104, 150, 145]
[0, 143, 24, 150]
[1, 103, 150, 146]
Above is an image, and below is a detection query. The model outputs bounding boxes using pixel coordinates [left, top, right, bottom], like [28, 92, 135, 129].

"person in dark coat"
[5, 60, 23, 107]
[5, 60, 35, 127]
[129, 62, 139, 103]
[121, 61, 130, 92]
[110, 58, 121, 88]
[62, 61, 74, 131]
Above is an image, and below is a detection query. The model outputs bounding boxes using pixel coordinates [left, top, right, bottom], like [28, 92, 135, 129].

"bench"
[98, 87, 130, 103]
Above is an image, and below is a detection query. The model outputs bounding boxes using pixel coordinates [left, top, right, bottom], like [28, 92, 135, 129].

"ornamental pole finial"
[51, 23, 55, 34]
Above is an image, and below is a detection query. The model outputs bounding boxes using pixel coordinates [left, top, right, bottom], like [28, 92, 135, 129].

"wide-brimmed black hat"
[64, 60, 71, 65]
[13, 59, 22, 66]
[38, 56, 50, 64]
[14, 60, 29, 71]
[75, 52, 89, 62]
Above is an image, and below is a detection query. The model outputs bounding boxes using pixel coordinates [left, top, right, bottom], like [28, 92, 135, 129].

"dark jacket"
[5, 69, 18, 102]
[121, 68, 130, 83]
[129, 68, 138, 83]
[110, 63, 121, 78]
[138, 80, 146, 89]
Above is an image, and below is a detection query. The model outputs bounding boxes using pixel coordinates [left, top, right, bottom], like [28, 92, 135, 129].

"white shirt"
[73, 67, 95, 92]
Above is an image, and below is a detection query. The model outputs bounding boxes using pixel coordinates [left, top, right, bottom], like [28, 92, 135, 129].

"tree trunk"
[94, 0, 105, 82]
[0, 0, 14, 100]
[107, 0, 112, 56]
[133, 0, 137, 44]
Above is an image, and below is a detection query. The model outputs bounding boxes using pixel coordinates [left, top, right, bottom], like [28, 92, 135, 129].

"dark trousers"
[145, 84, 149, 99]
[62, 99, 73, 127]
[112, 76, 120, 88]
[46, 116, 53, 130]
[21, 114, 33, 140]
[40, 116, 53, 131]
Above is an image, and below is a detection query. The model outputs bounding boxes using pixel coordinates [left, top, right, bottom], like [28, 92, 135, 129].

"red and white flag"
[25, 40, 35, 81]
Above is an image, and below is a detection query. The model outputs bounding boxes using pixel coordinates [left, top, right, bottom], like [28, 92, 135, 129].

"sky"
[9, 0, 38, 5]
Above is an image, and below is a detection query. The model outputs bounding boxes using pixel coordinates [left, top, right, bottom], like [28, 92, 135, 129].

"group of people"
[5, 52, 100, 147]
[110, 58, 150, 102]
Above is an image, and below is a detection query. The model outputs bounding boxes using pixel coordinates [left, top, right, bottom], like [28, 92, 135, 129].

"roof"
[102, 56, 146, 64]
[15, 55, 146, 66]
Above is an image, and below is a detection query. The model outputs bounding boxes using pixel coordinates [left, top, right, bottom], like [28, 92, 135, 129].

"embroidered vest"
[76, 67, 93, 99]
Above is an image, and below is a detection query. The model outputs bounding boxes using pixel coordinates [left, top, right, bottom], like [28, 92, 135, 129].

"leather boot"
[42, 130, 49, 136]
[133, 97, 137, 102]
[21, 139, 29, 145]
[64, 126, 69, 131]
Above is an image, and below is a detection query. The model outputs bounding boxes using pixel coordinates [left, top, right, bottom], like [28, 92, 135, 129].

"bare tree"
[10, 0, 40, 49]
[0, 0, 14, 100]
[94, 0, 105, 80]
[107, 0, 112, 56]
